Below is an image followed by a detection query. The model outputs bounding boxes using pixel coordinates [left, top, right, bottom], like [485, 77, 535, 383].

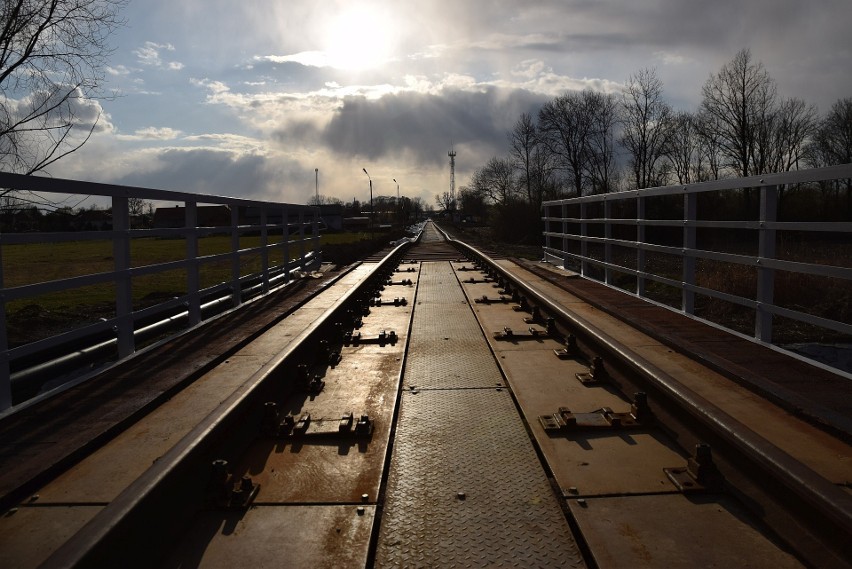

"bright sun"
[324, 7, 395, 71]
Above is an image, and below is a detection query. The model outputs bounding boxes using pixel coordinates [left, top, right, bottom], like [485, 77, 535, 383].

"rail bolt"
[631, 392, 651, 422]
[546, 317, 556, 335]
[261, 402, 280, 436]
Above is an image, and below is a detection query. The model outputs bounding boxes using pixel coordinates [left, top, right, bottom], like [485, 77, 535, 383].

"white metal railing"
[0, 172, 321, 411]
[542, 164, 852, 359]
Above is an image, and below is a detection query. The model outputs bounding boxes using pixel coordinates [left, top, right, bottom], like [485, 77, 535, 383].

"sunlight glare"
[324, 6, 395, 71]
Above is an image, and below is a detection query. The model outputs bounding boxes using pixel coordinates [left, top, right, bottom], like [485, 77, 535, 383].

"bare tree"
[668, 111, 697, 184]
[700, 48, 778, 178]
[435, 191, 455, 214]
[508, 112, 537, 205]
[583, 89, 619, 194]
[768, 97, 817, 172]
[806, 97, 852, 211]
[0, 0, 126, 176]
[806, 97, 852, 168]
[620, 68, 674, 189]
[538, 91, 591, 196]
[307, 195, 344, 206]
[695, 110, 724, 181]
[471, 156, 516, 205]
[538, 89, 620, 196]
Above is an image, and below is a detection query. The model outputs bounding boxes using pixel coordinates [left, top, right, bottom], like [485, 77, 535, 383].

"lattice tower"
[448, 149, 457, 210]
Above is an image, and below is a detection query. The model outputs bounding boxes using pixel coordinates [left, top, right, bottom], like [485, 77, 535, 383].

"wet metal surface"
[570, 494, 804, 568]
[493, 260, 852, 487]
[0, 505, 104, 569]
[160, 505, 376, 569]
[375, 261, 585, 568]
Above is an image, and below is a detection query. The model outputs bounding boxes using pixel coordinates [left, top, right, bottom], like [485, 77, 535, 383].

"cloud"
[111, 147, 306, 202]
[106, 65, 134, 77]
[117, 126, 183, 141]
[317, 86, 549, 166]
[134, 41, 184, 71]
[257, 52, 331, 68]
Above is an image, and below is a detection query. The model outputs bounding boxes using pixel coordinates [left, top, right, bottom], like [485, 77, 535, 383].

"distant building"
[319, 204, 344, 231]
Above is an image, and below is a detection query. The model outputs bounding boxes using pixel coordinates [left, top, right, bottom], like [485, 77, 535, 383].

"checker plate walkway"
[374, 261, 585, 567]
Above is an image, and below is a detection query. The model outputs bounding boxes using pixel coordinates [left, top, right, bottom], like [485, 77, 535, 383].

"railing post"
[231, 205, 242, 308]
[561, 204, 570, 270]
[282, 206, 290, 282]
[313, 208, 321, 263]
[636, 194, 647, 297]
[756, 184, 778, 342]
[580, 202, 589, 277]
[604, 197, 613, 285]
[112, 195, 134, 358]
[298, 209, 306, 269]
[185, 202, 201, 327]
[682, 192, 697, 314]
[260, 207, 269, 294]
[0, 238, 10, 410]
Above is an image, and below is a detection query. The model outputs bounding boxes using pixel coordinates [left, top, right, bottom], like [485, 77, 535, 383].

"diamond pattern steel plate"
[375, 389, 584, 568]
[404, 338, 502, 389]
[414, 262, 467, 305]
[376, 262, 584, 568]
[406, 264, 499, 389]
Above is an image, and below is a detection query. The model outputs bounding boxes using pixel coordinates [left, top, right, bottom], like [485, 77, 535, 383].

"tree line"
[447, 49, 852, 241]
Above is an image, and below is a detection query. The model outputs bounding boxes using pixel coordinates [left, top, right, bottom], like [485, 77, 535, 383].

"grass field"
[1, 231, 375, 346]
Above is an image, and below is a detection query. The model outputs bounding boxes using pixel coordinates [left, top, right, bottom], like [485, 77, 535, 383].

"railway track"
[1, 221, 850, 568]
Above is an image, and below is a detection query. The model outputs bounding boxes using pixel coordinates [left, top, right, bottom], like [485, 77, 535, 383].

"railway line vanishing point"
[1, 221, 850, 568]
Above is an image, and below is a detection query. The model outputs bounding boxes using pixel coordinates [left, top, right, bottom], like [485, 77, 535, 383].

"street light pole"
[393, 178, 400, 225]
[362, 168, 373, 239]
[314, 168, 318, 203]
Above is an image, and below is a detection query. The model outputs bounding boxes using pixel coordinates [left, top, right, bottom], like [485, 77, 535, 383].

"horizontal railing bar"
[545, 219, 852, 232]
[0, 171, 321, 212]
[544, 163, 852, 206]
[544, 233, 852, 281]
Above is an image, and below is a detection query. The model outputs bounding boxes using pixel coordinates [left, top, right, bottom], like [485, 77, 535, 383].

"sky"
[47, 0, 852, 209]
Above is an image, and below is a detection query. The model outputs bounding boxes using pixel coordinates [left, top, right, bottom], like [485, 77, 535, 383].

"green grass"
[0, 232, 372, 346]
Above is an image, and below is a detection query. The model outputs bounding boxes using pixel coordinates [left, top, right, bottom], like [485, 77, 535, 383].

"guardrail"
[0, 172, 321, 411]
[542, 164, 852, 363]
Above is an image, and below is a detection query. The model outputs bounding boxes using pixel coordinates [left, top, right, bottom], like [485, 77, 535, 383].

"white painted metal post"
[231, 206, 242, 308]
[562, 204, 570, 270]
[682, 192, 697, 314]
[312, 208, 321, 262]
[604, 198, 613, 285]
[282, 206, 290, 282]
[260, 207, 269, 295]
[636, 195, 647, 297]
[112, 195, 134, 358]
[298, 209, 306, 269]
[756, 185, 778, 342]
[185, 202, 201, 327]
[580, 203, 589, 276]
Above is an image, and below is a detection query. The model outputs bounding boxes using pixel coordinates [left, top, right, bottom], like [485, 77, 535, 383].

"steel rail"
[38, 237, 417, 569]
[442, 227, 852, 569]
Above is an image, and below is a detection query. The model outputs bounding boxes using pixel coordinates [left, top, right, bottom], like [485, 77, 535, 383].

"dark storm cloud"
[319, 87, 550, 166]
[114, 148, 303, 201]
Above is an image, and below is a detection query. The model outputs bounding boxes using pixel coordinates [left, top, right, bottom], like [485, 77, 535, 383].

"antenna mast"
[448, 148, 457, 213]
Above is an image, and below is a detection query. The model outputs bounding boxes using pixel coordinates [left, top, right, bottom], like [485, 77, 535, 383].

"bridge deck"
[0, 225, 849, 567]
[516, 259, 852, 441]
